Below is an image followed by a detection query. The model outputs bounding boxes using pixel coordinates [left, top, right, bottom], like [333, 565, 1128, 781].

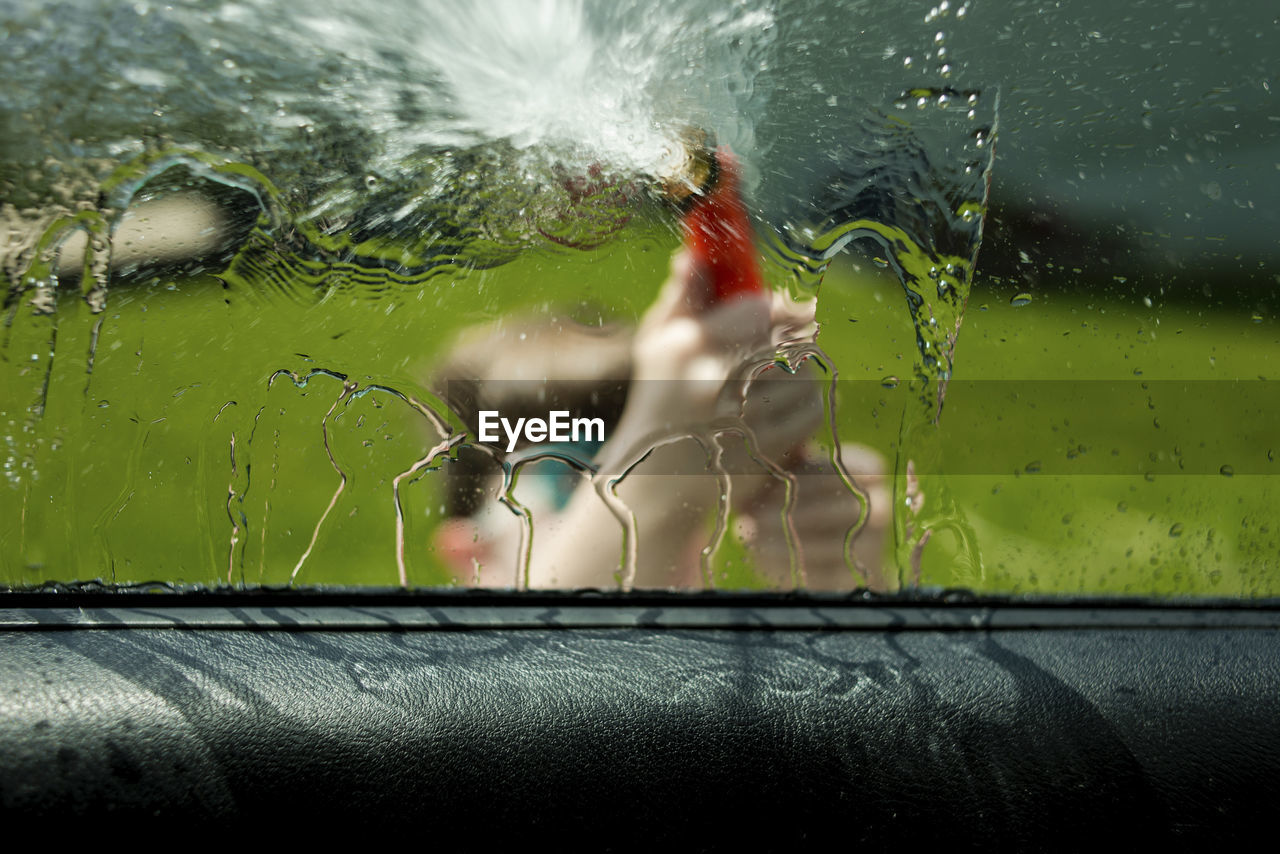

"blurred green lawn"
[817, 263, 1279, 596]
[2, 233, 1276, 596]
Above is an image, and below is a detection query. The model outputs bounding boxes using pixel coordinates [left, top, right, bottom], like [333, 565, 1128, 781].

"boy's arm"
[527, 251, 818, 589]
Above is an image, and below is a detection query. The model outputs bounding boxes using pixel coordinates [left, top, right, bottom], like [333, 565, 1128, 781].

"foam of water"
[291, 0, 754, 175]
[2, 1, 773, 208]
[2, 0, 788, 292]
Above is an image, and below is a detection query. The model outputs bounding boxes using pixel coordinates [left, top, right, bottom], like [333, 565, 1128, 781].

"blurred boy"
[432, 248, 889, 591]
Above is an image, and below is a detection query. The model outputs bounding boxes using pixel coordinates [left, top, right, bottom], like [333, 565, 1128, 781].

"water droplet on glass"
[1169, 523, 1184, 538]
[1219, 464, 1234, 477]
[1010, 292, 1033, 307]
[1251, 311, 1264, 323]
[881, 375, 900, 389]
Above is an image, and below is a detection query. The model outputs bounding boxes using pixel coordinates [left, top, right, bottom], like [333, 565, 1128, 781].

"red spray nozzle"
[679, 146, 766, 307]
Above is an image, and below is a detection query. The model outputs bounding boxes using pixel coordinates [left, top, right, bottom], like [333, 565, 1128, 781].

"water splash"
[2, 0, 778, 287]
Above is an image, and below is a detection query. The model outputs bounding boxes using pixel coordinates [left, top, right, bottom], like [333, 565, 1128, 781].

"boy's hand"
[600, 248, 825, 474]
[591, 250, 767, 471]
[632, 251, 769, 380]
[624, 249, 818, 425]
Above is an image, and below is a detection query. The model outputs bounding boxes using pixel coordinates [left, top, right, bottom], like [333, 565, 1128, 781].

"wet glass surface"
[1, 0, 1276, 594]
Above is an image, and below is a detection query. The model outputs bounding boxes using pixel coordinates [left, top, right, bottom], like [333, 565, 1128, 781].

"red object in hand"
[681, 147, 766, 307]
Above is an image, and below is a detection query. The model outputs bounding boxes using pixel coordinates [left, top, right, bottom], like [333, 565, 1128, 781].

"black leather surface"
[2, 613, 1277, 847]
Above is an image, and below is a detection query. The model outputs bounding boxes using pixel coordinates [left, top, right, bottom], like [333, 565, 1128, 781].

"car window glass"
[2, 0, 1275, 595]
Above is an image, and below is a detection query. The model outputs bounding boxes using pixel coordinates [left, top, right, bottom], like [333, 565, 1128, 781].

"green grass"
[2, 236, 1277, 596]
[816, 265, 1280, 596]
